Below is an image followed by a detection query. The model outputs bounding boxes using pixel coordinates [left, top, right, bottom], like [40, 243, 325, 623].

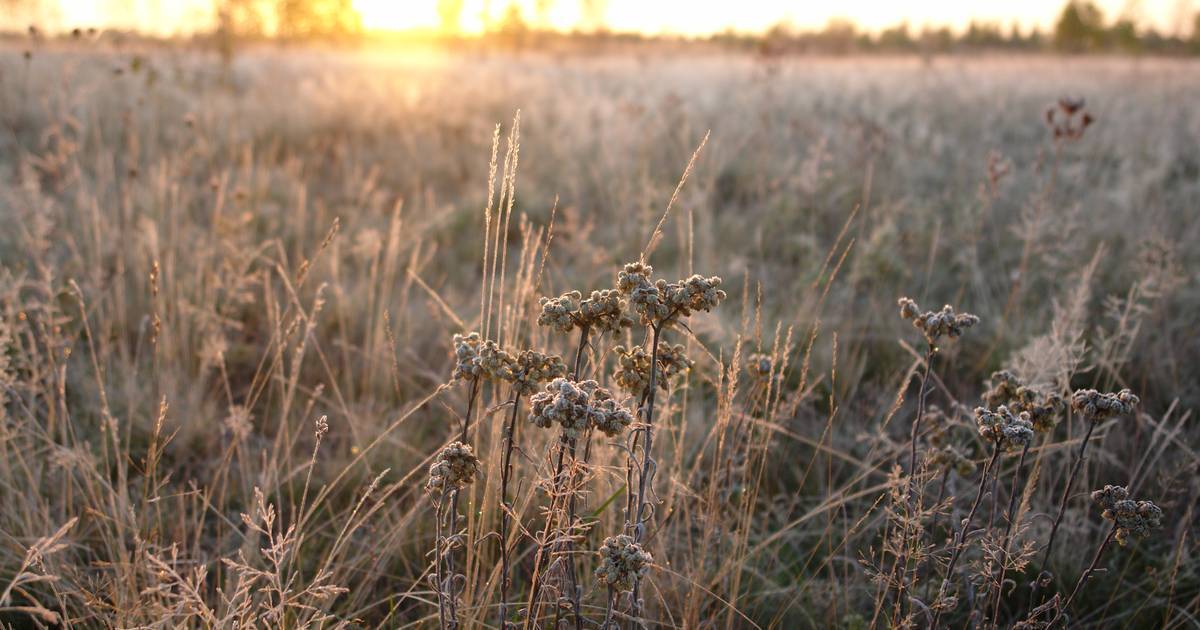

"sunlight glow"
[12, 0, 1189, 37]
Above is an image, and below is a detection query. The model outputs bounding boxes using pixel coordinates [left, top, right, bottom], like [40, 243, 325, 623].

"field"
[1, 42, 1198, 628]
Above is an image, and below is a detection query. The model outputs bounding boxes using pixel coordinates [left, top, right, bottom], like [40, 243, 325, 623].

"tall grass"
[0, 39, 1197, 627]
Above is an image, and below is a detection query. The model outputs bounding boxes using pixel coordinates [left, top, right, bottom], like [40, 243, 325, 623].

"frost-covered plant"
[897, 297, 979, 345]
[613, 343, 693, 395]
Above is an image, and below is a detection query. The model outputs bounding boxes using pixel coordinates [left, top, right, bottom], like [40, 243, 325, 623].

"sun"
[352, 0, 441, 32]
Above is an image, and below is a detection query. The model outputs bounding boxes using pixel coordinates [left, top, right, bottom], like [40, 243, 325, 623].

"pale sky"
[13, 0, 1198, 36]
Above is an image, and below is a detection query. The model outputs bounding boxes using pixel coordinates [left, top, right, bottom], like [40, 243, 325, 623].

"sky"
[14, 0, 1199, 36]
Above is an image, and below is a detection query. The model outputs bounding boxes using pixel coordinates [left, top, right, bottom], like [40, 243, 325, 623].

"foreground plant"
[496, 349, 566, 626]
[523, 377, 634, 628]
[929, 404, 1032, 628]
[980, 372, 1064, 626]
[1032, 485, 1163, 627]
[1033, 388, 1138, 593]
[617, 261, 724, 621]
[889, 298, 978, 620]
[595, 534, 653, 628]
[426, 441, 481, 630]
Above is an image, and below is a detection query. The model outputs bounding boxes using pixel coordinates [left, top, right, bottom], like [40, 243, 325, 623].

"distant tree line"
[214, 0, 360, 41]
[734, 2, 1200, 56]
[4, 0, 1200, 56]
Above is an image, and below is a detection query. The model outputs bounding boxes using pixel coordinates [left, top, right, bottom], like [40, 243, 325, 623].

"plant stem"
[523, 434, 569, 630]
[434, 497, 448, 630]
[908, 344, 936, 490]
[1038, 419, 1097, 577]
[629, 322, 664, 625]
[892, 343, 936, 621]
[445, 377, 480, 627]
[931, 443, 1001, 630]
[1052, 525, 1117, 626]
[524, 323, 591, 629]
[498, 392, 521, 628]
[989, 442, 1030, 628]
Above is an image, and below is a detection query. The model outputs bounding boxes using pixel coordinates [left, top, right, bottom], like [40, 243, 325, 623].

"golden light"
[353, 0, 442, 32]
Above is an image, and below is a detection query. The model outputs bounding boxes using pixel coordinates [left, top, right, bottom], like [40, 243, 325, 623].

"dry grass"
[0, 40, 1198, 628]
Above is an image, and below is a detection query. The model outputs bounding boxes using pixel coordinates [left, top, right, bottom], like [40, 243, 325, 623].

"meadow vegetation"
[0, 40, 1198, 627]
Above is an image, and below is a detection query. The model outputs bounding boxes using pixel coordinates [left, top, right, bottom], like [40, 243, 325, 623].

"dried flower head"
[928, 444, 976, 477]
[426, 441, 480, 497]
[529, 378, 634, 438]
[451, 333, 516, 382]
[1046, 97, 1095, 141]
[975, 405, 1034, 451]
[451, 332, 483, 381]
[594, 534, 652, 590]
[618, 262, 725, 328]
[982, 371, 1063, 433]
[506, 349, 567, 396]
[897, 297, 979, 345]
[476, 340, 516, 381]
[1071, 389, 1139, 422]
[538, 289, 634, 334]
[746, 353, 774, 381]
[613, 343, 693, 394]
[1091, 485, 1164, 546]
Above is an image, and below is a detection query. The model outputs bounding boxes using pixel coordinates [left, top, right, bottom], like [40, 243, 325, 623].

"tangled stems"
[931, 443, 1002, 630]
[445, 377, 480, 627]
[892, 343, 936, 619]
[628, 320, 667, 623]
[989, 441, 1031, 628]
[498, 392, 521, 627]
[523, 327, 591, 630]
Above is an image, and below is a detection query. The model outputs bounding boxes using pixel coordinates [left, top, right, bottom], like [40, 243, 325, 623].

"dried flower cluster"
[594, 534, 652, 590]
[929, 445, 976, 477]
[451, 332, 483, 381]
[618, 262, 725, 328]
[1091, 485, 1164, 546]
[538, 289, 634, 334]
[476, 339, 516, 381]
[746, 353, 774, 381]
[982, 370, 1064, 433]
[923, 407, 975, 476]
[507, 350, 568, 396]
[529, 378, 634, 438]
[1045, 97, 1095, 141]
[897, 297, 979, 344]
[975, 405, 1035, 451]
[612, 343, 693, 394]
[1071, 388, 1139, 421]
[426, 441, 481, 497]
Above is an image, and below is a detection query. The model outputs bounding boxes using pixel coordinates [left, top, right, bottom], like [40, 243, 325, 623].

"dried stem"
[498, 392, 522, 627]
[931, 443, 1002, 630]
[1052, 525, 1117, 626]
[989, 442, 1030, 628]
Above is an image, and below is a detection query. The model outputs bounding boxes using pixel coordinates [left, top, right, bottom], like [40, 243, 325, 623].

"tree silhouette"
[1055, 1, 1106, 51]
